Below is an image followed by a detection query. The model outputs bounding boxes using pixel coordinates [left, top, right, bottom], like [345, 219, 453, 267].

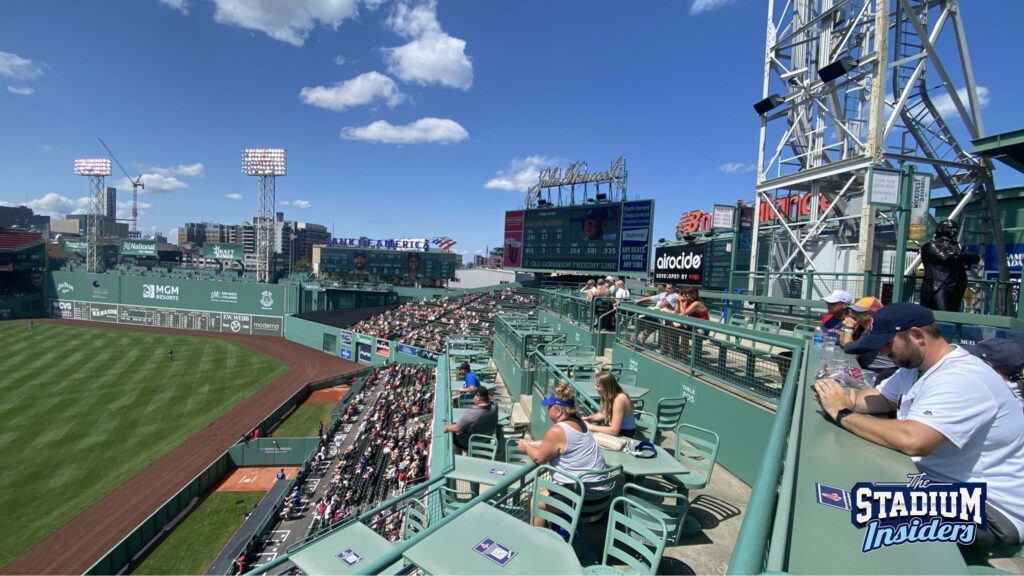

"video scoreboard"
[316, 246, 458, 280]
[502, 200, 653, 274]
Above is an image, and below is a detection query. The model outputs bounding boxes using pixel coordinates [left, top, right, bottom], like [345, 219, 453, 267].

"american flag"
[432, 236, 457, 251]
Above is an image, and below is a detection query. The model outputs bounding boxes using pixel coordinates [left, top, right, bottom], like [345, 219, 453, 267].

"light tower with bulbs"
[242, 148, 287, 283]
[73, 158, 112, 273]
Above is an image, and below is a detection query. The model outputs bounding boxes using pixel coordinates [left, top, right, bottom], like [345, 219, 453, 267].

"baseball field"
[0, 320, 289, 569]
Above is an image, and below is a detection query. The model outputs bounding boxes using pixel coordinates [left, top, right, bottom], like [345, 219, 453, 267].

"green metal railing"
[614, 303, 805, 404]
[494, 314, 565, 368]
[727, 339, 806, 575]
[538, 289, 616, 330]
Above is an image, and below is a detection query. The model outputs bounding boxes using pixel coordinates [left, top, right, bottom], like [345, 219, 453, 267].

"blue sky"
[2, 0, 1023, 261]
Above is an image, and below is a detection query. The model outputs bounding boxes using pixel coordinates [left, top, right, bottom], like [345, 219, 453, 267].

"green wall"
[284, 314, 437, 366]
[610, 343, 775, 484]
[228, 438, 320, 466]
[47, 271, 290, 335]
[493, 336, 529, 397]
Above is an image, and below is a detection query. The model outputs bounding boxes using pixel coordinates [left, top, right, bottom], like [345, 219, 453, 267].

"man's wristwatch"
[834, 408, 853, 427]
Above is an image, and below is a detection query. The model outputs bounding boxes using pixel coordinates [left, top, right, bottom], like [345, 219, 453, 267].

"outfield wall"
[283, 315, 436, 366]
[47, 272, 293, 336]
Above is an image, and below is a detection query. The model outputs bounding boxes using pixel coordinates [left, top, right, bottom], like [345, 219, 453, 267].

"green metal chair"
[622, 482, 690, 545]
[674, 423, 720, 491]
[578, 465, 624, 522]
[467, 433, 498, 460]
[503, 438, 531, 464]
[455, 394, 477, 408]
[439, 486, 474, 517]
[754, 318, 783, 334]
[401, 497, 430, 540]
[531, 465, 585, 543]
[652, 396, 688, 443]
[583, 497, 668, 575]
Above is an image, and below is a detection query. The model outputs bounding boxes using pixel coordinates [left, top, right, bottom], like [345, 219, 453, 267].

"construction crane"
[98, 137, 144, 238]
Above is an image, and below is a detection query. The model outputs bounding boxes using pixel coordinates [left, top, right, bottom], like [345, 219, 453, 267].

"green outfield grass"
[272, 401, 334, 437]
[133, 490, 266, 575]
[0, 321, 288, 569]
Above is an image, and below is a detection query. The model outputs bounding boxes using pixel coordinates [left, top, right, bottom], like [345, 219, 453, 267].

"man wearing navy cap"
[815, 302, 1024, 547]
[964, 339, 1024, 409]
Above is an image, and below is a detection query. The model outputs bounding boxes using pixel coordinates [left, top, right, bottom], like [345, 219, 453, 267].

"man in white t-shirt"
[814, 303, 1024, 547]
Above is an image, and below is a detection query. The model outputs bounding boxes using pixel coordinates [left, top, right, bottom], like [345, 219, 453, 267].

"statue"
[919, 220, 980, 312]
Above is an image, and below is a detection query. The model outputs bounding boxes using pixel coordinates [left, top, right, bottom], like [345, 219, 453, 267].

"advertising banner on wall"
[340, 348, 353, 361]
[61, 237, 88, 254]
[502, 210, 524, 268]
[357, 343, 372, 364]
[376, 339, 390, 357]
[202, 243, 244, 260]
[120, 239, 158, 257]
[618, 200, 654, 273]
[395, 343, 417, 357]
[653, 244, 706, 285]
[340, 330, 353, 345]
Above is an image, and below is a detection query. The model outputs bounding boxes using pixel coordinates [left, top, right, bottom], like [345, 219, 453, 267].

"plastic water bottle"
[812, 327, 824, 349]
[822, 333, 838, 368]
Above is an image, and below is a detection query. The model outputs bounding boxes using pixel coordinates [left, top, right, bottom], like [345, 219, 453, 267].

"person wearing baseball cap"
[820, 289, 854, 340]
[838, 296, 897, 382]
[963, 339, 1024, 409]
[815, 302, 1024, 547]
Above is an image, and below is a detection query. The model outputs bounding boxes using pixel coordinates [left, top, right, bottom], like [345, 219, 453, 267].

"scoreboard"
[50, 299, 283, 336]
[316, 247, 458, 280]
[502, 200, 653, 274]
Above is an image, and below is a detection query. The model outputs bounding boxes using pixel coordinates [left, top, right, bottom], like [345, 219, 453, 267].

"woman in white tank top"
[519, 383, 607, 528]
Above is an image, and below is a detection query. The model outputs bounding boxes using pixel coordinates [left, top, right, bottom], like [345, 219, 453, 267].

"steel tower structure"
[73, 158, 112, 273]
[242, 148, 286, 283]
[750, 0, 1006, 301]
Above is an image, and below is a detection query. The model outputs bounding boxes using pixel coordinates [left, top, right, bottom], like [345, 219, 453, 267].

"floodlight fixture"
[595, 193, 608, 202]
[73, 158, 112, 176]
[818, 58, 859, 83]
[242, 148, 287, 176]
[754, 94, 785, 116]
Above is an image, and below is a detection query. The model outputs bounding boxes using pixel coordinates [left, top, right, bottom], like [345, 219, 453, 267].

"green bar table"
[403, 504, 584, 575]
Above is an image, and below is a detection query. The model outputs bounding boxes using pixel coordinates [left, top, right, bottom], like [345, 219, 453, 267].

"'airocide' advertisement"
[653, 244, 705, 285]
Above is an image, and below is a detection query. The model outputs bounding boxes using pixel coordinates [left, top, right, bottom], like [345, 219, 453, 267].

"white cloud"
[718, 162, 756, 173]
[113, 173, 189, 192]
[7, 85, 34, 96]
[280, 199, 312, 208]
[383, 0, 473, 90]
[299, 71, 405, 111]
[210, 0, 359, 46]
[0, 52, 43, 80]
[158, 0, 189, 14]
[223, 193, 243, 200]
[363, 0, 387, 10]
[115, 200, 152, 221]
[690, 0, 736, 14]
[334, 55, 347, 65]
[151, 163, 205, 178]
[931, 86, 989, 120]
[341, 117, 468, 144]
[484, 156, 560, 192]
[8, 193, 90, 218]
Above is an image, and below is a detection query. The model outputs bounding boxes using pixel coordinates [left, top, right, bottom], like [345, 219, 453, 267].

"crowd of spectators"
[310, 363, 435, 536]
[351, 289, 537, 353]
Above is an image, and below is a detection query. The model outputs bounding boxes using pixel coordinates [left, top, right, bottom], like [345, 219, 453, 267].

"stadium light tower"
[242, 148, 287, 283]
[74, 158, 112, 273]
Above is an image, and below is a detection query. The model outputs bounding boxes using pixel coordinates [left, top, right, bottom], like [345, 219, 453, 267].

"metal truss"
[256, 176, 276, 283]
[87, 175, 105, 273]
[750, 0, 1007, 287]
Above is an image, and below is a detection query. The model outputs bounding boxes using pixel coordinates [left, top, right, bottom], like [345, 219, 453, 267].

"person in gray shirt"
[443, 386, 499, 454]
